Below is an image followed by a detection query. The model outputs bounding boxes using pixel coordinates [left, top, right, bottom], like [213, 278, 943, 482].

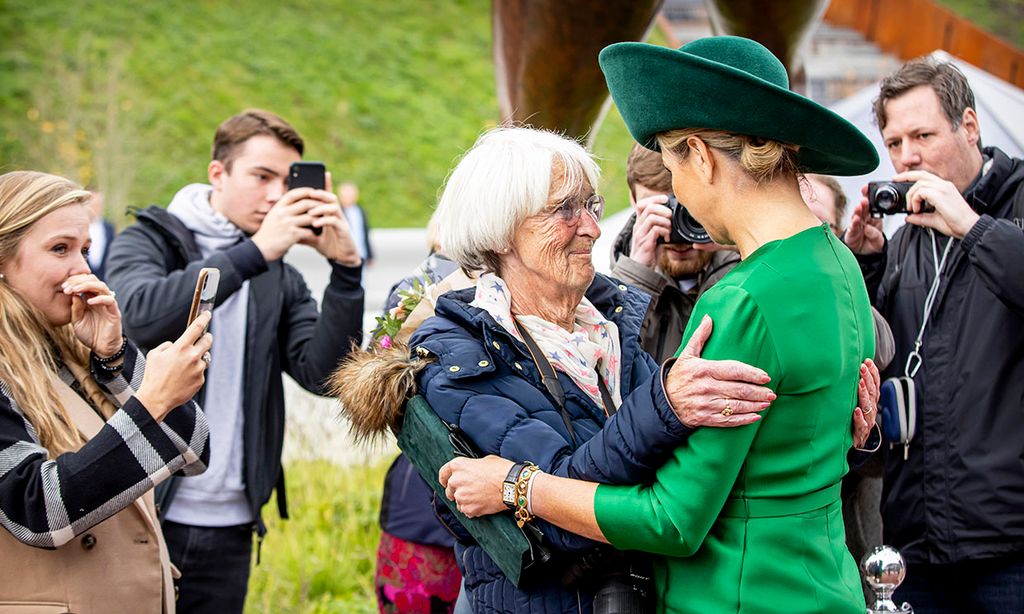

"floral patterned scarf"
[471, 273, 622, 410]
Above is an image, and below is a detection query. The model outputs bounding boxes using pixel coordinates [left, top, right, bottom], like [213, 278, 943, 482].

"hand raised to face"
[64, 273, 123, 357]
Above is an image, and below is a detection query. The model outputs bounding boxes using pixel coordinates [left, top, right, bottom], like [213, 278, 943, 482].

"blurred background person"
[800, 174, 846, 235]
[339, 181, 374, 269]
[610, 143, 739, 361]
[86, 189, 116, 281]
[367, 215, 463, 614]
[0, 171, 212, 613]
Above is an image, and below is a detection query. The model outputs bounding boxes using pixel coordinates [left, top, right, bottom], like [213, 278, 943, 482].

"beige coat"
[0, 379, 175, 614]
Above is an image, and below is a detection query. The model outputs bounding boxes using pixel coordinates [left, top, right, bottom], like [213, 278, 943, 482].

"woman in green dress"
[439, 36, 881, 612]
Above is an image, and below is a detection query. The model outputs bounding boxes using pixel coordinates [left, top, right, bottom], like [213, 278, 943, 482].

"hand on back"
[666, 315, 774, 428]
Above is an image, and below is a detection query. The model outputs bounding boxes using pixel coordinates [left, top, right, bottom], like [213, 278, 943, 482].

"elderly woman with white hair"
[337, 126, 878, 614]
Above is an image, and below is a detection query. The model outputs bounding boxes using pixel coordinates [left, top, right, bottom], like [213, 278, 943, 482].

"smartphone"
[187, 267, 220, 333]
[288, 161, 326, 236]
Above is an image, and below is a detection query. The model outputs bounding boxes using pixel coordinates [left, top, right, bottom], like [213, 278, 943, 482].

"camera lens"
[678, 209, 711, 244]
[875, 185, 900, 213]
[661, 196, 711, 244]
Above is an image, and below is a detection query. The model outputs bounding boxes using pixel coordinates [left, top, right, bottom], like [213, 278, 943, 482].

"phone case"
[187, 268, 220, 326]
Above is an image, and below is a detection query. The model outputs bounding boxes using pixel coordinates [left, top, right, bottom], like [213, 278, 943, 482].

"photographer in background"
[611, 143, 738, 361]
[845, 57, 1024, 612]
[107, 109, 365, 613]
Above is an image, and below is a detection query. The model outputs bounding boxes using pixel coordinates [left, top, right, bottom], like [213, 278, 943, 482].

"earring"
[0, 273, 5, 280]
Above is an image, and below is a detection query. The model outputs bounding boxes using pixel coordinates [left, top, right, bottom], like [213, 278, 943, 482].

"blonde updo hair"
[657, 129, 800, 185]
[0, 171, 118, 457]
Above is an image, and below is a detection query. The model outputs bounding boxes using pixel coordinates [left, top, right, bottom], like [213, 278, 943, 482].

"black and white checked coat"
[0, 341, 209, 548]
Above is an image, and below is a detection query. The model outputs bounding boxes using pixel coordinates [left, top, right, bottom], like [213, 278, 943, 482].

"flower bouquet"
[370, 276, 432, 349]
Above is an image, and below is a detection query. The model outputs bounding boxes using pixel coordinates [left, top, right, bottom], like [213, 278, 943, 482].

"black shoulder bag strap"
[513, 318, 619, 445]
[514, 318, 578, 447]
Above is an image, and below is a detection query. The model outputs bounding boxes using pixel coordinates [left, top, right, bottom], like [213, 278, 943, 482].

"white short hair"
[434, 127, 600, 273]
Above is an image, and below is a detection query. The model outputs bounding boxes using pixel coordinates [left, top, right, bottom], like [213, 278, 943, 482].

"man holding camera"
[611, 143, 739, 361]
[107, 109, 364, 613]
[846, 58, 1024, 611]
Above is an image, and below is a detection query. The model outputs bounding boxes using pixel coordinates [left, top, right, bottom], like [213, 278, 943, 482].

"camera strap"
[904, 229, 953, 379]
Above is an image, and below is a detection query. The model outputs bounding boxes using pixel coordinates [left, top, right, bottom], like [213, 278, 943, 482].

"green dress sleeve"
[594, 283, 783, 557]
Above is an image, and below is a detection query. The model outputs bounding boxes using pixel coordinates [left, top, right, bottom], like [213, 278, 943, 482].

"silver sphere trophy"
[861, 545, 913, 613]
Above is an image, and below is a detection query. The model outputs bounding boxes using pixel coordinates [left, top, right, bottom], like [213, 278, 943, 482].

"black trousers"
[893, 553, 1024, 614]
[164, 520, 253, 614]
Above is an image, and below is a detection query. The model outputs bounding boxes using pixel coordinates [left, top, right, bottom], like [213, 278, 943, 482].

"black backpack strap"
[513, 318, 577, 447]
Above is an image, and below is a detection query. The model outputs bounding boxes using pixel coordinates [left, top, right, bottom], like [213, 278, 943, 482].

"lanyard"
[905, 229, 954, 379]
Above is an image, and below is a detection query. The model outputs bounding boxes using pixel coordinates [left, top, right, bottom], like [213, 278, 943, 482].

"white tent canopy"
[828, 50, 1024, 235]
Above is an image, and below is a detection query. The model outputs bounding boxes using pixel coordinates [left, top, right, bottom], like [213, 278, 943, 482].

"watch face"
[503, 483, 516, 502]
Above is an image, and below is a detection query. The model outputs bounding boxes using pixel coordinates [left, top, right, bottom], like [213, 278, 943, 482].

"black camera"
[660, 196, 711, 244]
[868, 181, 932, 217]
[561, 548, 654, 614]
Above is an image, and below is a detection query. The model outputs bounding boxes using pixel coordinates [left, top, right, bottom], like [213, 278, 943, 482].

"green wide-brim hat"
[599, 36, 879, 176]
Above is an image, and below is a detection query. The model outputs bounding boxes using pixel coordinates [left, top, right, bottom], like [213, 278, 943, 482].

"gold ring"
[721, 406, 734, 417]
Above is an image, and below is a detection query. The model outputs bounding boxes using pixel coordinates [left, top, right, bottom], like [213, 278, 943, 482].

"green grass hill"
[0, 0, 641, 228]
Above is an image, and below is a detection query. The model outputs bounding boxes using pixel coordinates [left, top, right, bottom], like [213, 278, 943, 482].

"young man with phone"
[106, 109, 364, 613]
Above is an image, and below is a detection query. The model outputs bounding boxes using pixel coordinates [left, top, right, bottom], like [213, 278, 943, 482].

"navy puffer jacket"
[409, 273, 692, 613]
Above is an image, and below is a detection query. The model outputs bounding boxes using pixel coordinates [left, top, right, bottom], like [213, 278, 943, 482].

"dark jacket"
[106, 206, 364, 531]
[409, 274, 692, 613]
[857, 147, 1024, 564]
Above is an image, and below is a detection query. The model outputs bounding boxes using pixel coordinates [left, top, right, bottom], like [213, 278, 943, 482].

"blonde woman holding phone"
[0, 171, 211, 613]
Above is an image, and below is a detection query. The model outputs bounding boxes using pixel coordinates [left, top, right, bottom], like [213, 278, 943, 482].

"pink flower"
[379, 335, 393, 349]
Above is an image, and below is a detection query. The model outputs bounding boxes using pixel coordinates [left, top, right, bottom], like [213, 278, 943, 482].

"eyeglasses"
[549, 193, 605, 226]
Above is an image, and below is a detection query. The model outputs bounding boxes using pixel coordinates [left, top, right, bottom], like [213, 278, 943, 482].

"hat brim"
[599, 42, 879, 176]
